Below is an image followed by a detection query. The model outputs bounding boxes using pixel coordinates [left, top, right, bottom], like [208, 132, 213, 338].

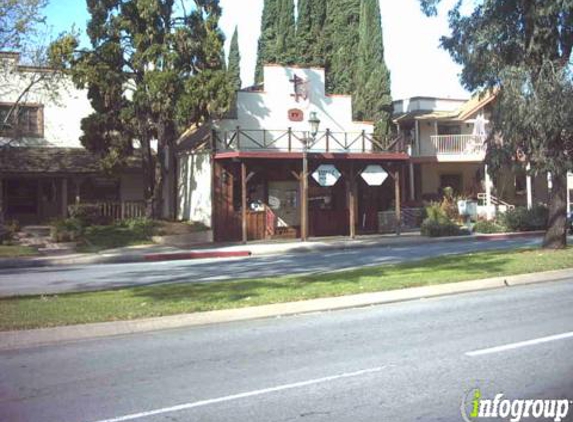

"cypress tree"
[275, 0, 297, 64]
[354, 0, 393, 134]
[324, 0, 361, 94]
[296, 0, 326, 67]
[254, 0, 279, 84]
[228, 26, 241, 91]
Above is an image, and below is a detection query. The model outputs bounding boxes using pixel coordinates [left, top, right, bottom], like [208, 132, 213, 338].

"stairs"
[16, 226, 77, 255]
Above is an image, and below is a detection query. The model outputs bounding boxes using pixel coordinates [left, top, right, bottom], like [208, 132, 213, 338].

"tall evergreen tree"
[53, 0, 232, 218]
[228, 26, 241, 91]
[324, 0, 361, 94]
[354, 0, 392, 134]
[296, 0, 326, 67]
[254, 0, 279, 84]
[275, 0, 296, 65]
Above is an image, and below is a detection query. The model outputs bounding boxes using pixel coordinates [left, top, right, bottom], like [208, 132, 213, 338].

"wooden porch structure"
[209, 127, 410, 243]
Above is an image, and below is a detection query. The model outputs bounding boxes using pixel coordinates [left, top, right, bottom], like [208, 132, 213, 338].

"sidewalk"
[0, 230, 546, 269]
[1, 267, 570, 351]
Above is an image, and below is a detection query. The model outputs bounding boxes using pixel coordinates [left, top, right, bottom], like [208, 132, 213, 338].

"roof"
[0, 147, 141, 175]
[394, 90, 497, 123]
[176, 124, 212, 153]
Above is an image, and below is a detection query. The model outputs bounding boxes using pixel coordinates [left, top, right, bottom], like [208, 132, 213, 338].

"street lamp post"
[301, 112, 320, 241]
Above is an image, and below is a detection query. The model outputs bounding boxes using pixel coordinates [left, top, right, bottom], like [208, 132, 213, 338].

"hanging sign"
[312, 164, 341, 187]
[288, 109, 304, 122]
[360, 165, 388, 186]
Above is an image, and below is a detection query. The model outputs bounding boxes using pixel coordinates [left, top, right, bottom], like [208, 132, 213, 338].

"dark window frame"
[0, 102, 44, 138]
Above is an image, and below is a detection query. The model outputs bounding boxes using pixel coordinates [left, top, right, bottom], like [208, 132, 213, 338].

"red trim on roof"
[214, 151, 410, 161]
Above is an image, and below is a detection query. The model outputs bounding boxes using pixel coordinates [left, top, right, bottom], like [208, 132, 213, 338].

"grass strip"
[0, 245, 38, 258]
[1, 247, 573, 331]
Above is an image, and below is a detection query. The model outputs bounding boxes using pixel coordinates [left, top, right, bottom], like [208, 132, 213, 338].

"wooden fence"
[68, 201, 146, 221]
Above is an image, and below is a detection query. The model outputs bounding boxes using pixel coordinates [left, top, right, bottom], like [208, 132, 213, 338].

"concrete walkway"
[0, 230, 546, 269]
[1, 267, 571, 351]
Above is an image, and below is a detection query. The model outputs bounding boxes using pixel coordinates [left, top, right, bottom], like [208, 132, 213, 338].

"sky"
[43, 0, 470, 100]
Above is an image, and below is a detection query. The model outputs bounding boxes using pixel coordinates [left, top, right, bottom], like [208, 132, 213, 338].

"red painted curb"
[143, 251, 251, 262]
[474, 231, 544, 241]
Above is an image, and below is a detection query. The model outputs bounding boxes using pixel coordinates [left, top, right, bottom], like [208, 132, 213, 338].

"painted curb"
[143, 251, 251, 262]
[1, 267, 571, 352]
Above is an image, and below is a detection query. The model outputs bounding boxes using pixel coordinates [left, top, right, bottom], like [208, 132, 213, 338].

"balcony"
[416, 134, 487, 161]
[212, 128, 407, 155]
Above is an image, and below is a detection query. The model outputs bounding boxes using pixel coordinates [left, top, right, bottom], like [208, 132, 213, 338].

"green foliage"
[296, 0, 326, 67]
[0, 219, 20, 244]
[500, 206, 549, 232]
[228, 26, 241, 91]
[324, 0, 361, 94]
[50, 218, 83, 243]
[421, 219, 468, 237]
[473, 220, 506, 234]
[254, 0, 279, 84]
[67, 204, 110, 226]
[82, 219, 155, 251]
[53, 0, 232, 218]
[0, 0, 48, 50]
[422, 200, 467, 237]
[353, 0, 392, 134]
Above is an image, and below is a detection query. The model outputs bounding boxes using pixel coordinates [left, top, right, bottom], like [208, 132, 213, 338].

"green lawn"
[0, 245, 38, 258]
[1, 247, 573, 331]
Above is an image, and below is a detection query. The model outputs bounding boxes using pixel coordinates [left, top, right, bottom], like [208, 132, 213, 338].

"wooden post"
[74, 180, 81, 205]
[0, 178, 4, 224]
[326, 129, 330, 153]
[288, 127, 292, 152]
[394, 169, 401, 235]
[236, 126, 241, 151]
[348, 163, 356, 239]
[301, 155, 309, 241]
[61, 178, 68, 217]
[361, 130, 366, 153]
[241, 161, 247, 244]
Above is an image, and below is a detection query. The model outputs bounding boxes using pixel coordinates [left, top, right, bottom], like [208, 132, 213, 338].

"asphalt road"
[1, 279, 572, 422]
[0, 237, 540, 297]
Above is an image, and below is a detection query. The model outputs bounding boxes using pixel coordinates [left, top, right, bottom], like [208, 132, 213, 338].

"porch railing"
[68, 201, 146, 221]
[421, 135, 487, 156]
[213, 128, 406, 154]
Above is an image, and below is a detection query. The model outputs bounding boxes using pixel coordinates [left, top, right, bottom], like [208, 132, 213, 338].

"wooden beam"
[291, 170, 301, 181]
[348, 163, 356, 239]
[61, 178, 68, 217]
[394, 169, 401, 235]
[246, 171, 256, 183]
[241, 161, 247, 244]
[301, 155, 309, 241]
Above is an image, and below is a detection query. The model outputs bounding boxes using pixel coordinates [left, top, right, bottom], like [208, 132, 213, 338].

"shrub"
[420, 218, 469, 237]
[425, 202, 449, 223]
[68, 204, 110, 226]
[473, 220, 506, 234]
[51, 218, 83, 242]
[1, 220, 20, 243]
[500, 205, 548, 232]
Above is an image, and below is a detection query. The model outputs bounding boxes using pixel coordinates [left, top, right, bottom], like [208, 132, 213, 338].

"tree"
[228, 26, 241, 91]
[419, 0, 573, 248]
[353, 0, 392, 135]
[296, 0, 326, 67]
[254, 0, 279, 84]
[323, 0, 360, 95]
[56, 0, 233, 219]
[0, 0, 47, 51]
[274, 0, 296, 65]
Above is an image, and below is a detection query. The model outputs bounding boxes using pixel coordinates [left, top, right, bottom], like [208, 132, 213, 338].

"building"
[0, 52, 144, 224]
[177, 64, 410, 242]
[393, 93, 554, 218]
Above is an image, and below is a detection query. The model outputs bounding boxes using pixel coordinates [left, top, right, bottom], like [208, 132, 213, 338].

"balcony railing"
[213, 128, 406, 154]
[422, 134, 487, 156]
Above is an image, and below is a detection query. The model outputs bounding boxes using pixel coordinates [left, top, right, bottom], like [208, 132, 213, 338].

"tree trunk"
[138, 128, 155, 220]
[542, 171, 568, 249]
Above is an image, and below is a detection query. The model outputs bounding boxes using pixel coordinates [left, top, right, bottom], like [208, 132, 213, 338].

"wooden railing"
[427, 134, 487, 156]
[476, 193, 515, 210]
[69, 201, 146, 221]
[212, 127, 406, 154]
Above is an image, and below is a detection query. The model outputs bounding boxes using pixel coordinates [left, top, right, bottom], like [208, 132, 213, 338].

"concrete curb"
[1, 267, 570, 352]
[0, 231, 545, 269]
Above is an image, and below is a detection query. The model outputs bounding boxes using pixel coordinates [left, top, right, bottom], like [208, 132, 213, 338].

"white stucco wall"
[393, 97, 466, 115]
[215, 65, 374, 152]
[0, 55, 93, 148]
[178, 152, 212, 226]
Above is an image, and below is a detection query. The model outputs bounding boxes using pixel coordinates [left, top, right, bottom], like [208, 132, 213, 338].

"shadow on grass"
[126, 251, 517, 308]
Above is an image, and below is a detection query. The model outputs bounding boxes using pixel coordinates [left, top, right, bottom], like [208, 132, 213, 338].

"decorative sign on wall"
[312, 164, 341, 187]
[360, 165, 388, 186]
[288, 109, 304, 122]
[290, 74, 309, 102]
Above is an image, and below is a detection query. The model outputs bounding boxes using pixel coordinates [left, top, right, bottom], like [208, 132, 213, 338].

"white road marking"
[466, 331, 573, 357]
[88, 366, 384, 422]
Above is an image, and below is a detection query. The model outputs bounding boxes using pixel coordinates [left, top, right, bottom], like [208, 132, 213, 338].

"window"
[0, 103, 43, 137]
